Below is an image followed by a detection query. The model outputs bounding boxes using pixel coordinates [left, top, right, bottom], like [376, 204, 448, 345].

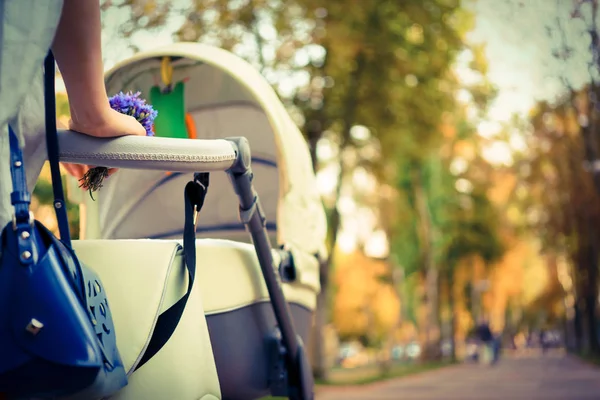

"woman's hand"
[61, 163, 117, 184]
[59, 105, 145, 182]
[69, 105, 146, 138]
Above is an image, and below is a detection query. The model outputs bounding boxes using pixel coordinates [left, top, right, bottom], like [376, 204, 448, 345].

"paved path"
[316, 351, 600, 399]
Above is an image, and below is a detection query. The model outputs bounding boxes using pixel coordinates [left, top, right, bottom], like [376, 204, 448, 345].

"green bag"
[149, 81, 188, 139]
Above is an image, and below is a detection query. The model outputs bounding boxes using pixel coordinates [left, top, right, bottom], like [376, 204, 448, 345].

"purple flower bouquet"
[79, 91, 158, 199]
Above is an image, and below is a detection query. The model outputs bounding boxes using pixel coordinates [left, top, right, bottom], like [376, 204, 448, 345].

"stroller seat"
[194, 238, 318, 316]
[194, 239, 319, 399]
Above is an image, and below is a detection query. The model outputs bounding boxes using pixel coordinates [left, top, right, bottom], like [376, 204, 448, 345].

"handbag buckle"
[12, 211, 34, 231]
[192, 205, 200, 228]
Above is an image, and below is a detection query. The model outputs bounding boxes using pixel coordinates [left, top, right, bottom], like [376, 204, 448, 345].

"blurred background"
[35, 0, 600, 384]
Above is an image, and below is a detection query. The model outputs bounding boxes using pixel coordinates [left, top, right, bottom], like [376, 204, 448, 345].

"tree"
[514, 91, 600, 354]
[393, 145, 505, 361]
[102, 0, 479, 372]
[387, 36, 502, 360]
[549, 0, 600, 355]
[297, 0, 480, 369]
[495, 0, 600, 355]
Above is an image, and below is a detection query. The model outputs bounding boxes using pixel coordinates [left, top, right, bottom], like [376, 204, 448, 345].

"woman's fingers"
[60, 163, 119, 189]
[61, 163, 88, 179]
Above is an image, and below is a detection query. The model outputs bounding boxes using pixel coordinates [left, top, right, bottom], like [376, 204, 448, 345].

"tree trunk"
[304, 53, 332, 376]
[310, 199, 341, 381]
[306, 122, 330, 380]
[308, 3, 380, 377]
[576, 294, 590, 353]
[584, 290, 599, 355]
[437, 269, 448, 360]
[585, 224, 600, 355]
[413, 166, 440, 360]
[310, 30, 369, 377]
[447, 268, 457, 362]
[311, 281, 329, 380]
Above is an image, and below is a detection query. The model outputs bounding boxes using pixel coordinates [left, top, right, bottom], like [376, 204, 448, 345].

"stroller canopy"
[92, 42, 326, 256]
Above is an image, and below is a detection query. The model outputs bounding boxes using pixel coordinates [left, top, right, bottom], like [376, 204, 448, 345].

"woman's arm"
[51, 0, 144, 139]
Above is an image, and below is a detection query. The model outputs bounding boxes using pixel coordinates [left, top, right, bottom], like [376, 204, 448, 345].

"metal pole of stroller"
[226, 137, 312, 399]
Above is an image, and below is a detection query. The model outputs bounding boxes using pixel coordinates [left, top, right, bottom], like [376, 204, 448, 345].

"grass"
[575, 351, 600, 367]
[256, 361, 454, 399]
[316, 360, 455, 386]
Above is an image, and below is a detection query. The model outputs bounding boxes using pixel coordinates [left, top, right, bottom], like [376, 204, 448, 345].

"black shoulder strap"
[135, 173, 209, 370]
[43, 52, 72, 247]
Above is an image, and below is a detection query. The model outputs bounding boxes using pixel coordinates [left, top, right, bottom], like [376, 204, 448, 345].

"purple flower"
[80, 92, 158, 199]
[108, 91, 158, 136]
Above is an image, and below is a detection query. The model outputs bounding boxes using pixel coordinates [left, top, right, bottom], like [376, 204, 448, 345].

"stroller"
[61, 43, 327, 399]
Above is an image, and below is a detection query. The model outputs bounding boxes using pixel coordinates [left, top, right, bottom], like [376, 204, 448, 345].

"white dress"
[0, 0, 63, 228]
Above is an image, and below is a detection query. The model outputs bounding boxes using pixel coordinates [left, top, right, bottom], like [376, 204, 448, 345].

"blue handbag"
[0, 53, 127, 399]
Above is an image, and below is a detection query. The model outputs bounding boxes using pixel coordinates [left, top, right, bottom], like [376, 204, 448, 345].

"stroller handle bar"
[57, 130, 238, 172]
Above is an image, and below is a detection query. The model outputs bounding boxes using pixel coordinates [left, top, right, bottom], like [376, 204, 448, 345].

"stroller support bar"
[57, 130, 237, 172]
[225, 137, 314, 400]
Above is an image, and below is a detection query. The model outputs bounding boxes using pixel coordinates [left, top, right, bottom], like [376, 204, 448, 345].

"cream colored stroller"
[63, 43, 327, 400]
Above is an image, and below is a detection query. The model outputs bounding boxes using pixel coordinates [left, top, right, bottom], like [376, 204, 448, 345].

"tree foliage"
[515, 86, 600, 353]
[101, 0, 507, 363]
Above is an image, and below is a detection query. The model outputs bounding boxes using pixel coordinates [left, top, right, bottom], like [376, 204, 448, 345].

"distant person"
[476, 322, 494, 343]
[476, 321, 500, 365]
[491, 332, 501, 364]
[540, 330, 549, 354]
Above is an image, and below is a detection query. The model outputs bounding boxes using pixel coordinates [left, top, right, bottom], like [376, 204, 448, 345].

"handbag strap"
[135, 172, 208, 370]
[8, 127, 31, 224]
[8, 126, 36, 266]
[43, 52, 72, 247]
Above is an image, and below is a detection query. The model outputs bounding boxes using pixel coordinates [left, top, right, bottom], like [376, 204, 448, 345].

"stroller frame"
[51, 42, 322, 399]
[55, 133, 315, 400]
[224, 136, 314, 400]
